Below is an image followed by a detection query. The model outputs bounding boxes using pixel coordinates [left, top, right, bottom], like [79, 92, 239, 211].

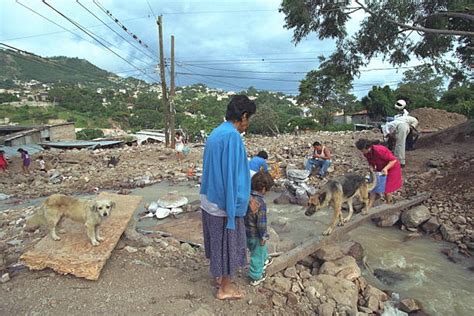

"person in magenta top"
[356, 139, 402, 206]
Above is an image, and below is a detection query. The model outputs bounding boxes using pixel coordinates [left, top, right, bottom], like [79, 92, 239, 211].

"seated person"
[249, 150, 269, 177]
[305, 141, 332, 178]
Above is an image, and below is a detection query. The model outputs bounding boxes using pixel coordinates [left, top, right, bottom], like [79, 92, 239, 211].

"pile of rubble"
[264, 242, 427, 315]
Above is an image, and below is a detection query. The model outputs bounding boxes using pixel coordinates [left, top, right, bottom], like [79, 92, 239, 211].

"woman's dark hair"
[251, 170, 274, 192]
[225, 95, 256, 122]
[312, 141, 321, 147]
[256, 150, 268, 160]
[17, 148, 24, 153]
[176, 131, 181, 136]
[355, 139, 380, 150]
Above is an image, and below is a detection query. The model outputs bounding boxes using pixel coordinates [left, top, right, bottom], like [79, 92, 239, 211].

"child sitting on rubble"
[244, 170, 275, 286]
[249, 150, 269, 178]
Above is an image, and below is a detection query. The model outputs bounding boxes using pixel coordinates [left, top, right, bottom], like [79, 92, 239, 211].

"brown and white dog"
[26, 194, 115, 246]
[305, 171, 376, 236]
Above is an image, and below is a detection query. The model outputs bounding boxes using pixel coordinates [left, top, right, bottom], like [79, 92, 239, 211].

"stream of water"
[2, 181, 472, 315]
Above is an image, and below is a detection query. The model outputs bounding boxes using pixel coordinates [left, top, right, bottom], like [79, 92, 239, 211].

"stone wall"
[49, 123, 76, 141]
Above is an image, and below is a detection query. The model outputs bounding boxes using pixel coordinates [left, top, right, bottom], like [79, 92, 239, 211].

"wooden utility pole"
[157, 15, 170, 147]
[169, 35, 175, 147]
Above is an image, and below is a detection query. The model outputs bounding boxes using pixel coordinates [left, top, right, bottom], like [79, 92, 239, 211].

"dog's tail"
[367, 169, 377, 192]
[24, 207, 46, 232]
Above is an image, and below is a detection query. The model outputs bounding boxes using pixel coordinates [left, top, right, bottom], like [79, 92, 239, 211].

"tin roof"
[40, 140, 123, 149]
[0, 144, 44, 159]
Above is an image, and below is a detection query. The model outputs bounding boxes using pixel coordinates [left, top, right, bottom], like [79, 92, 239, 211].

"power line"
[93, 0, 158, 56]
[41, 0, 159, 83]
[176, 72, 301, 83]
[76, 0, 158, 62]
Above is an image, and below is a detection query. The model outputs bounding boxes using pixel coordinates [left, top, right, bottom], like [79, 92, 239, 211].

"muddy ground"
[1, 118, 473, 315]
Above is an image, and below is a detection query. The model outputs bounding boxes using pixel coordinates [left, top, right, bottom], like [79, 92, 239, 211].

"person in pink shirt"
[355, 139, 403, 206]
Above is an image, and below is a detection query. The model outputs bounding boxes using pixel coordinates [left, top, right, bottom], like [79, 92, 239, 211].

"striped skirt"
[201, 210, 247, 278]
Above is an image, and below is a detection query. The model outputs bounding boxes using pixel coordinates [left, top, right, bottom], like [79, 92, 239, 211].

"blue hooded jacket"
[200, 121, 251, 230]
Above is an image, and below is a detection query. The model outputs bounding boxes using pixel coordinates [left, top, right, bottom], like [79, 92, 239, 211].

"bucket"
[371, 172, 387, 193]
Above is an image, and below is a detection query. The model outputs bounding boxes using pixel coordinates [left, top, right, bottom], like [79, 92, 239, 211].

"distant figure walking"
[17, 148, 31, 174]
[175, 131, 185, 160]
[38, 155, 47, 172]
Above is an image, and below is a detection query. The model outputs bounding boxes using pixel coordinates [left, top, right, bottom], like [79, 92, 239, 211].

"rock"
[319, 256, 361, 281]
[1, 273, 10, 283]
[274, 192, 291, 205]
[180, 243, 195, 254]
[372, 211, 401, 227]
[124, 246, 138, 253]
[306, 274, 358, 313]
[339, 241, 364, 262]
[318, 302, 336, 316]
[123, 227, 153, 247]
[286, 292, 299, 305]
[144, 246, 161, 257]
[271, 276, 292, 294]
[315, 244, 345, 261]
[0, 193, 10, 201]
[271, 293, 287, 307]
[284, 266, 299, 279]
[299, 270, 312, 279]
[157, 193, 188, 208]
[421, 217, 440, 233]
[401, 206, 431, 228]
[453, 215, 467, 225]
[373, 269, 408, 285]
[426, 160, 440, 168]
[398, 298, 423, 313]
[286, 169, 310, 181]
[298, 255, 314, 267]
[6, 239, 22, 247]
[403, 232, 423, 242]
[440, 224, 462, 242]
[363, 285, 388, 312]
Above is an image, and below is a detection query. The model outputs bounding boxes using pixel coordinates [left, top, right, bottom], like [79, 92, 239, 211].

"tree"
[280, 0, 473, 75]
[298, 55, 356, 111]
[395, 64, 445, 108]
[441, 83, 474, 118]
[312, 106, 334, 128]
[361, 85, 396, 119]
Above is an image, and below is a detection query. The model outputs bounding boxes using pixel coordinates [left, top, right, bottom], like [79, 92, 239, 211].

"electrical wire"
[41, 0, 160, 83]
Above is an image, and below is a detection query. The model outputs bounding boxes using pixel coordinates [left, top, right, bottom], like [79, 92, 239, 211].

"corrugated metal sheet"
[0, 144, 44, 159]
[39, 140, 123, 149]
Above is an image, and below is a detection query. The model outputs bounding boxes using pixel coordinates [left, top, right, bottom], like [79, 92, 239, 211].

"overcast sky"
[1, 0, 424, 97]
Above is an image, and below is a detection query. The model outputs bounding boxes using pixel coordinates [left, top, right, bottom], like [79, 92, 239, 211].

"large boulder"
[372, 211, 401, 227]
[286, 169, 311, 182]
[421, 217, 440, 233]
[401, 206, 431, 228]
[363, 284, 389, 312]
[440, 223, 462, 242]
[315, 244, 345, 262]
[319, 256, 361, 281]
[398, 298, 423, 313]
[305, 274, 358, 313]
[373, 268, 408, 286]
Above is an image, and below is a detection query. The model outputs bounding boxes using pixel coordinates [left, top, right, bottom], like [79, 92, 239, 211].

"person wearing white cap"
[382, 109, 418, 167]
[394, 99, 409, 118]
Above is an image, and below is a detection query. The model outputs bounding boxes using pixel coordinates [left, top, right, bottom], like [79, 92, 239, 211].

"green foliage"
[0, 79, 17, 89]
[440, 84, 474, 118]
[395, 64, 445, 108]
[312, 107, 334, 127]
[280, 0, 473, 76]
[361, 86, 396, 119]
[0, 93, 19, 103]
[76, 129, 104, 140]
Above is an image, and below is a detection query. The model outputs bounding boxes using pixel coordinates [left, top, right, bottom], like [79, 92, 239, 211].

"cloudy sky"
[1, 0, 423, 97]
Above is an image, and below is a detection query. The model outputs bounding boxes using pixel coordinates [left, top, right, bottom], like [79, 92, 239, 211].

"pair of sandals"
[249, 257, 274, 286]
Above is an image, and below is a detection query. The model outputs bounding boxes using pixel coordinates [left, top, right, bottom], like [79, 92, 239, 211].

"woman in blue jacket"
[200, 95, 256, 300]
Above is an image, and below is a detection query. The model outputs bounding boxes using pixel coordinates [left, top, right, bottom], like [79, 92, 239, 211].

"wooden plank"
[20, 193, 142, 280]
[266, 193, 430, 277]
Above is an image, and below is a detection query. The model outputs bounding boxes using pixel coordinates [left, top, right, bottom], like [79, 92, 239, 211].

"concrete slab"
[140, 210, 203, 246]
[20, 192, 142, 280]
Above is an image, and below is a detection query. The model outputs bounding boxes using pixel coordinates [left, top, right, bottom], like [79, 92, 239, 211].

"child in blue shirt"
[249, 150, 269, 177]
[245, 170, 274, 286]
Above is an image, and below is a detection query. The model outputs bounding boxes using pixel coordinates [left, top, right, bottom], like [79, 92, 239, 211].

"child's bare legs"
[216, 276, 244, 300]
[385, 193, 393, 204]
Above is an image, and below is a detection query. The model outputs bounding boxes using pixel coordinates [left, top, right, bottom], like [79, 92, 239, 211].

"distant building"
[0, 122, 76, 146]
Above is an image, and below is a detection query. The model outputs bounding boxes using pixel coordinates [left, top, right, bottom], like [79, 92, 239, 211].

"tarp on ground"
[40, 140, 123, 149]
[0, 144, 44, 159]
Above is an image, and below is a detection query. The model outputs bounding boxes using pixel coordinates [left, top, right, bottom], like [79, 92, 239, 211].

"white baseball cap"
[395, 99, 406, 110]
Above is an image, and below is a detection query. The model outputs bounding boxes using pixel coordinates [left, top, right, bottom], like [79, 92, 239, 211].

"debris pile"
[410, 107, 467, 131]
